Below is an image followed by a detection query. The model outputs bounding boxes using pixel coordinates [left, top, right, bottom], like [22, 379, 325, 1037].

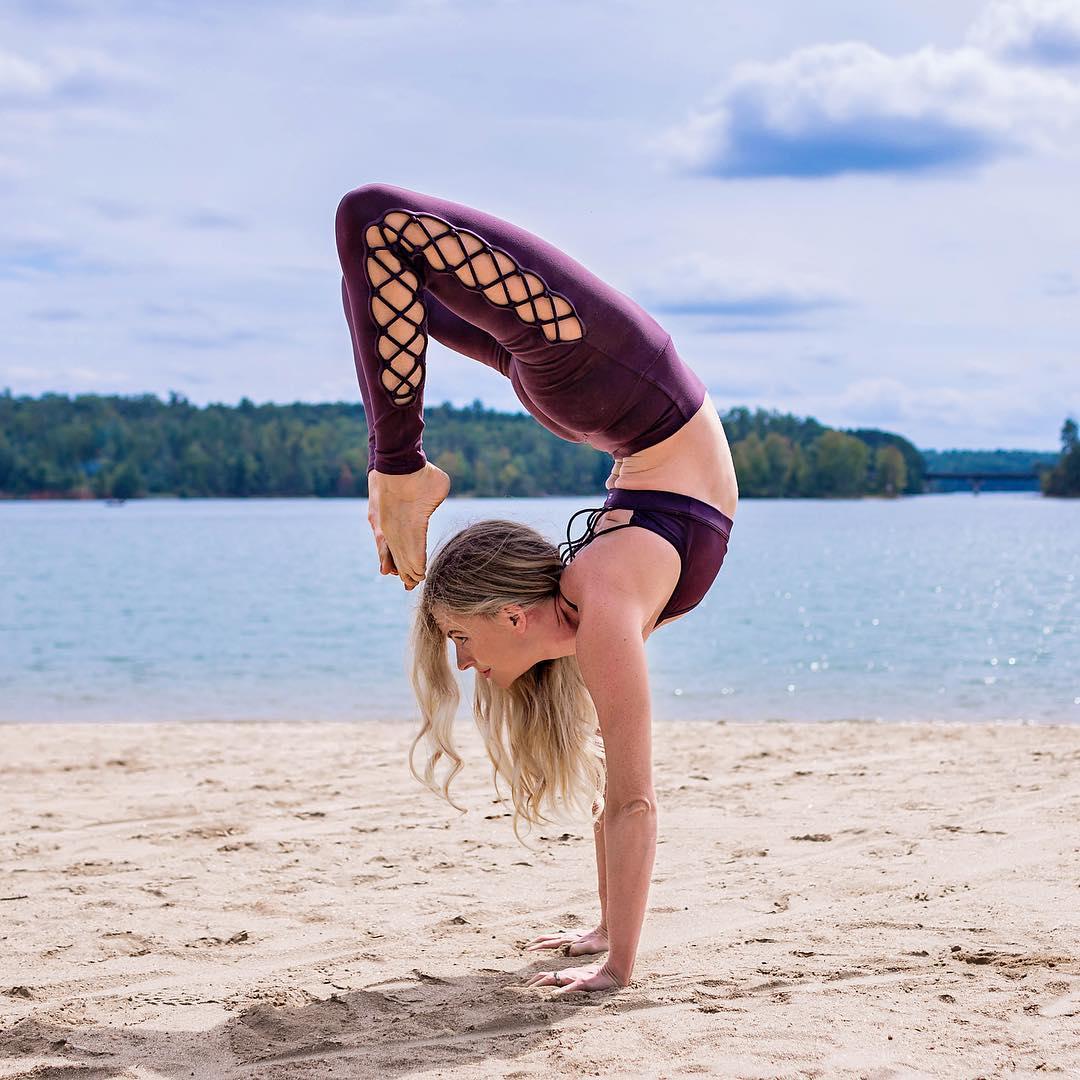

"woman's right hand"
[523, 925, 609, 957]
[365, 478, 400, 581]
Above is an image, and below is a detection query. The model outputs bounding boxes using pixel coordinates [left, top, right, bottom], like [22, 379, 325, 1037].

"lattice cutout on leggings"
[365, 209, 585, 407]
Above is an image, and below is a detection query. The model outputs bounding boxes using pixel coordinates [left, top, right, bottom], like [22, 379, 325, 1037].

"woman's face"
[433, 605, 532, 688]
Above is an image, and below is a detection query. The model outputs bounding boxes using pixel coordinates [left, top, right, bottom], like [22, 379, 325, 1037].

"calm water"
[1, 493, 1077, 725]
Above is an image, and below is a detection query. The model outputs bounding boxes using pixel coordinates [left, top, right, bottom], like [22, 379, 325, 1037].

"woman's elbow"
[608, 796, 658, 819]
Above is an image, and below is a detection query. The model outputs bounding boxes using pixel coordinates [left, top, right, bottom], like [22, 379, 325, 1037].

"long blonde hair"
[408, 518, 606, 846]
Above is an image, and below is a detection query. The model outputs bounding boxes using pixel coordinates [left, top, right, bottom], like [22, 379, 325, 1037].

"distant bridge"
[922, 470, 1040, 494]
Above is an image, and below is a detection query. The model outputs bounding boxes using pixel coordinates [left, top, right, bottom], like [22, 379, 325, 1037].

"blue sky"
[2, 0, 1078, 451]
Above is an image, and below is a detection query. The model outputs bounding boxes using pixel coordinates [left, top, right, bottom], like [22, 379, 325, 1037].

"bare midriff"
[601, 393, 739, 522]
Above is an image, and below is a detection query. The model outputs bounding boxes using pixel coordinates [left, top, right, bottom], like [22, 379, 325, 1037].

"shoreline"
[5, 716, 1079, 738]
[3, 715, 1078, 726]
[0, 489, 1051, 501]
[2, 718, 1077, 1077]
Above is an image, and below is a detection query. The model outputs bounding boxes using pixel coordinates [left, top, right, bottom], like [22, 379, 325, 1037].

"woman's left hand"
[525, 961, 624, 996]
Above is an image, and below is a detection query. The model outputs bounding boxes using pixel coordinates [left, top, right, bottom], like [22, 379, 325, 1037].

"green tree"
[179, 442, 213, 496]
[434, 448, 472, 490]
[731, 432, 769, 494]
[227, 452, 257, 496]
[1043, 415, 1080, 496]
[874, 445, 907, 497]
[762, 432, 795, 497]
[809, 430, 869, 497]
[1062, 417, 1078, 454]
[109, 461, 143, 499]
[847, 428, 923, 494]
[788, 443, 812, 497]
[0, 431, 13, 490]
[335, 461, 356, 497]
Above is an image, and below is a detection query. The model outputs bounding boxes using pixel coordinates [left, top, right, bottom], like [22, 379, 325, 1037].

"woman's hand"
[523, 925, 608, 957]
[366, 463, 451, 590]
[525, 961, 624, 996]
[365, 478, 400, 581]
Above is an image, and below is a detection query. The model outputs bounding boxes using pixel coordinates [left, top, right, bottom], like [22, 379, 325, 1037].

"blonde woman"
[336, 182, 739, 996]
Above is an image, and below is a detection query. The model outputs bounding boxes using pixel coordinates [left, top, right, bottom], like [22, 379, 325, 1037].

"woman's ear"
[503, 604, 527, 632]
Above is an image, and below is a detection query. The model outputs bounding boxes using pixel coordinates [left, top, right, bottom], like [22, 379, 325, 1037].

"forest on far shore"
[0, 390, 1073, 500]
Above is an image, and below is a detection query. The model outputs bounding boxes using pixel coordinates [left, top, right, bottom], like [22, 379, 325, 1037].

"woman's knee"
[335, 183, 401, 239]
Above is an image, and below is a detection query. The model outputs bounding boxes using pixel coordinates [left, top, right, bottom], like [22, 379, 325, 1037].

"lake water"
[1, 492, 1077, 725]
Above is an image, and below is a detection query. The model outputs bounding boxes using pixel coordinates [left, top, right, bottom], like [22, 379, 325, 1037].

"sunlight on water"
[1, 492, 1076, 724]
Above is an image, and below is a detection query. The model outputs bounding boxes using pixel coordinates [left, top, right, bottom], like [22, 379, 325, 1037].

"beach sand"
[1, 718, 1077, 1079]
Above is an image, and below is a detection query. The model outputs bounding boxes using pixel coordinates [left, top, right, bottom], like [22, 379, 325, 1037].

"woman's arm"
[593, 793, 609, 932]
[574, 584, 658, 987]
[523, 765, 609, 957]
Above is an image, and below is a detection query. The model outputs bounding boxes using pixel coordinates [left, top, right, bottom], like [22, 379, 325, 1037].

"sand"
[1, 717, 1078, 1079]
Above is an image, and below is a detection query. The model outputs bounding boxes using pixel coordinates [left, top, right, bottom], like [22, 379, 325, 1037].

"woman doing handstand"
[335, 182, 739, 997]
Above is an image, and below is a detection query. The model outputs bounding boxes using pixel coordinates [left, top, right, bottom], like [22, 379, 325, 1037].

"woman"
[335, 182, 739, 997]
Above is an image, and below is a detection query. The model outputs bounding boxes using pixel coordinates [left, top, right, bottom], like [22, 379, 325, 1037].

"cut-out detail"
[559, 506, 638, 564]
[364, 221, 427, 406]
[364, 207, 585, 407]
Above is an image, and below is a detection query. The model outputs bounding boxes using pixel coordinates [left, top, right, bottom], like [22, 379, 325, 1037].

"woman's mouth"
[480, 667, 492, 679]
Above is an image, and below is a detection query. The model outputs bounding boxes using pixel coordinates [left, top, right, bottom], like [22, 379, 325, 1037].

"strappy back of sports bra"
[557, 505, 639, 566]
[557, 504, 642, 615]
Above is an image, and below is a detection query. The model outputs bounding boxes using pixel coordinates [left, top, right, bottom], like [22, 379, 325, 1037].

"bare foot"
[523, 925, 609, 957]
[367, 463, 451, 589]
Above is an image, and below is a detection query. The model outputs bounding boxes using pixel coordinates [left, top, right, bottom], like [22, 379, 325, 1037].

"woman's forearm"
[599, 803, 658, 985]
[592, 808, 609, 929]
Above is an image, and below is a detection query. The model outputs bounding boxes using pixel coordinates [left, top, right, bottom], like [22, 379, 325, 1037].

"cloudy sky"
[2, 0, 1078, 451]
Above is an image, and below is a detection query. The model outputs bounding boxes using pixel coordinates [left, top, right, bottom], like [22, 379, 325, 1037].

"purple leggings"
[334, 182, 708, 475]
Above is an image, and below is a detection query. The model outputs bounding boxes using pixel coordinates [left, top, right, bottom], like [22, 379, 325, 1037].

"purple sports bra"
[557, 486, 734, 628]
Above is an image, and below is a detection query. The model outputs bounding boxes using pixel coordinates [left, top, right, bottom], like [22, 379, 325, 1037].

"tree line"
[0, 389, 1074, 500]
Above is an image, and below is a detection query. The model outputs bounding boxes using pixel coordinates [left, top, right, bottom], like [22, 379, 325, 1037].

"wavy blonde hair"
[408, 518, 606, 847]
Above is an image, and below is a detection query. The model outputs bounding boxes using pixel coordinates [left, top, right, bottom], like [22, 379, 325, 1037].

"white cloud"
[968, 0, 1080, 66]
[64, 365, 132, 386]
[2, 364, 47, 380]
[0, 47, 49, 102]
[0, 45, 148, 109]
[653, 30, 1080, 178]
[825, 375, 1066, 438]
[633, 253, 849, 321]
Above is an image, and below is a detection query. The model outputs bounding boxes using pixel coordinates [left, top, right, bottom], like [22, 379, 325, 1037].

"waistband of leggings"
[602, 487, 734, 538]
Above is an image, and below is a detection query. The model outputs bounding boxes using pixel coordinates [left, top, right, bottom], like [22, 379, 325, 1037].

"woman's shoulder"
[559, 528, 680, 633]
